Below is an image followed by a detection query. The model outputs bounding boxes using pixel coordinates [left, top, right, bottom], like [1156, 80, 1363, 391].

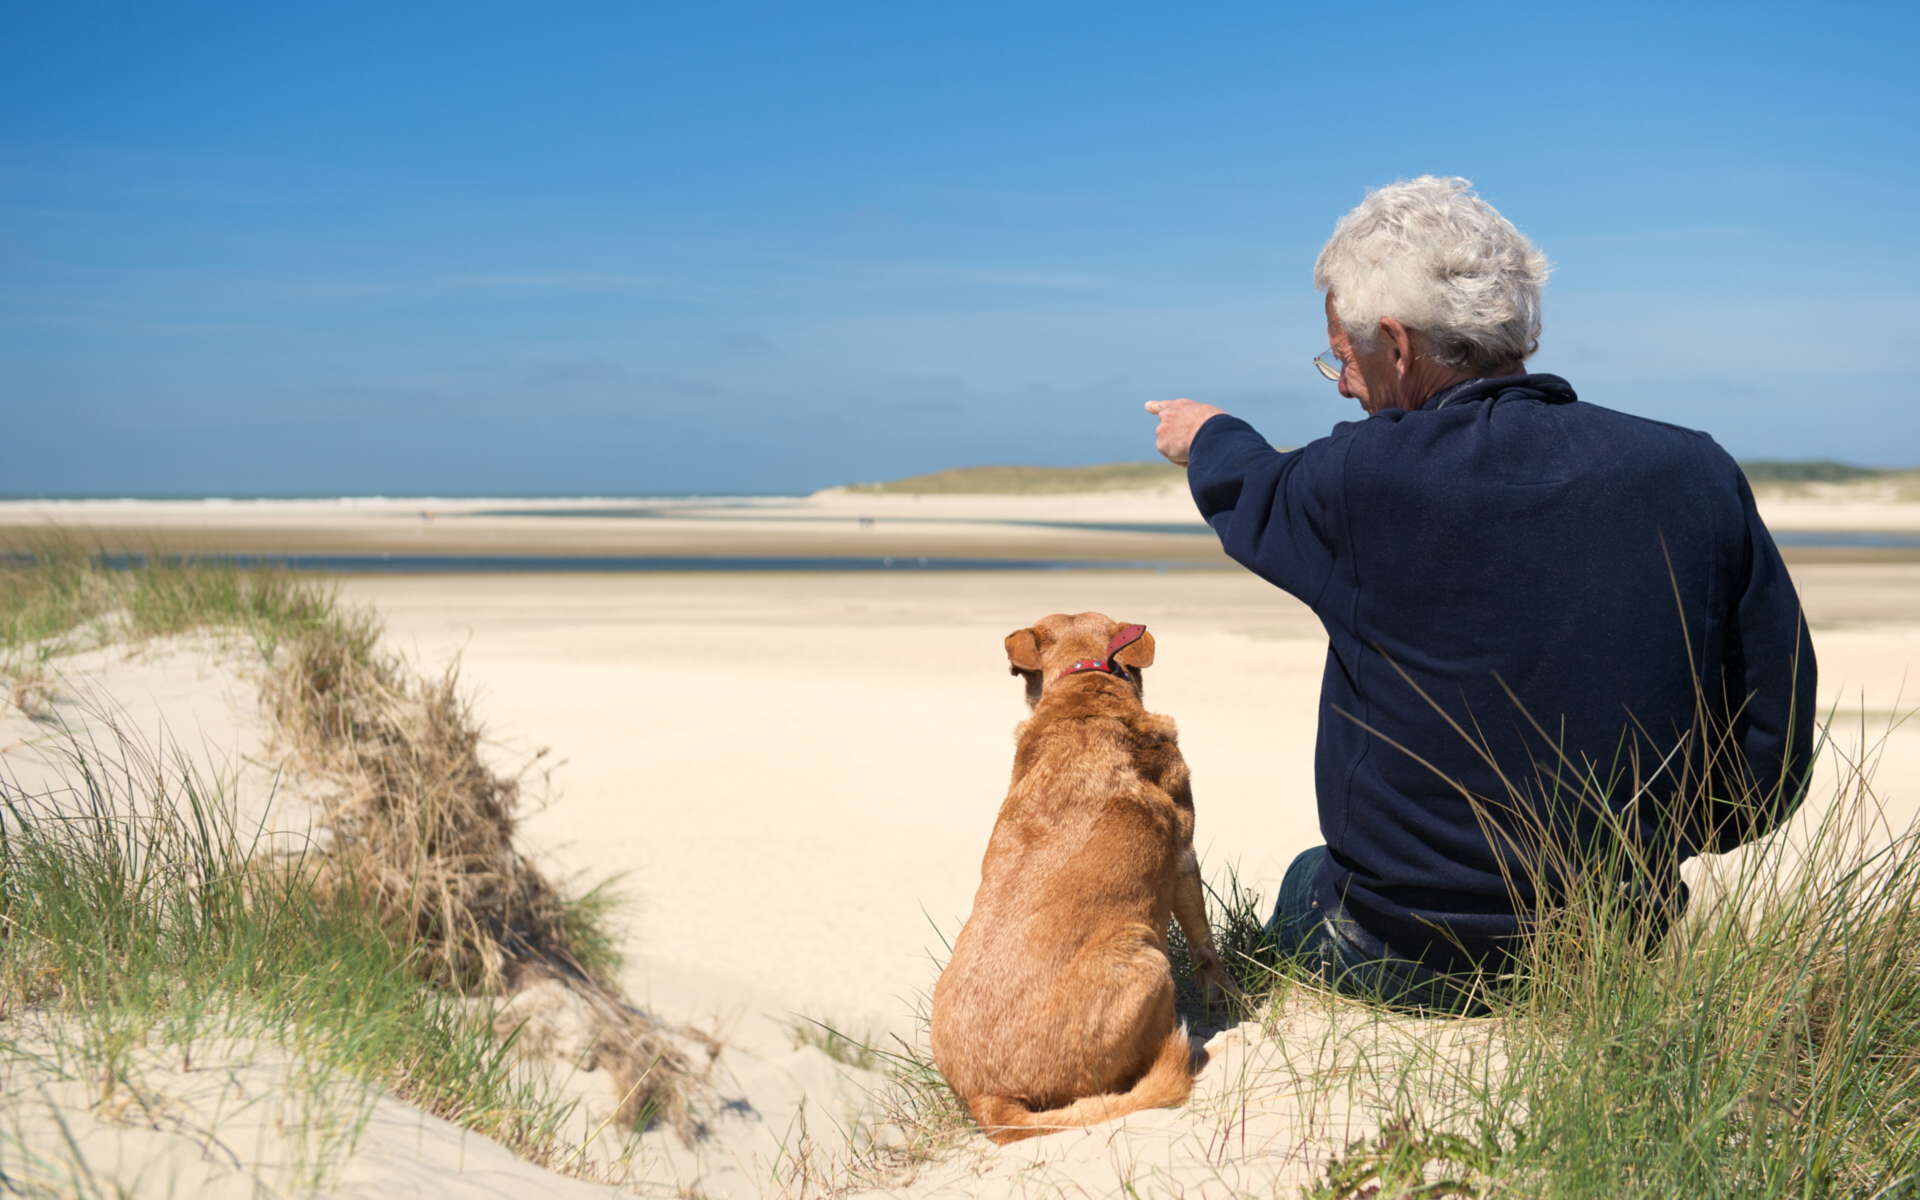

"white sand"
[0, 631, 341, 846]
[0, 1024, 633, 1200]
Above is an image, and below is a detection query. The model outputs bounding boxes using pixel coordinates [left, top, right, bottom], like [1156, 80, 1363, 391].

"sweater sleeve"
[1185, 414, 1344, 609]
[1705, 472, 1819, 852]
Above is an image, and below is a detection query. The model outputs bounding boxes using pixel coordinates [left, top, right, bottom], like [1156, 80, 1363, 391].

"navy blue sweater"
[1187, 374, 1817, 972]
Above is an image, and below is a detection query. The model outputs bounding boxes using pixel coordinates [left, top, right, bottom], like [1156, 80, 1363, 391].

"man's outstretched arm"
[1146, 398, 1343, 608]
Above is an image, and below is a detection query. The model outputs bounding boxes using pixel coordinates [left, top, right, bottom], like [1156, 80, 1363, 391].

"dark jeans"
[1266, 847, 1504, 1016]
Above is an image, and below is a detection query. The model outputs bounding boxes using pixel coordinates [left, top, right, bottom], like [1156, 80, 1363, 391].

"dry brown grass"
[264, 604, 713, 1136]
[3, 655, 56, 721]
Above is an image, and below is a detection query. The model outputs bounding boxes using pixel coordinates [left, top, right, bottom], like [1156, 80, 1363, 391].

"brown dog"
[930, 612, 1236, 1144]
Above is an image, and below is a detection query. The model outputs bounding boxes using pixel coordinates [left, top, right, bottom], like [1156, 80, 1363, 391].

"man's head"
[1315, 176, 1550, 414]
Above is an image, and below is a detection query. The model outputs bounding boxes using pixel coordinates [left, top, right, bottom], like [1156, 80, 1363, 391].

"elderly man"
[1147, 176, 1817, 1012]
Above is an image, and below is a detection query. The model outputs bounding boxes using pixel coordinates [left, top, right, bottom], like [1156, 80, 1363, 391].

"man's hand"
[1145, 398, 1225, 467]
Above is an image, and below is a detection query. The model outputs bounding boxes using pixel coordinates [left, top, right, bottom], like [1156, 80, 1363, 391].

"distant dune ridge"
[1739, 459, 1902, 484]
[845, 461, 1185, 494]
[845, 458, 1916, 496]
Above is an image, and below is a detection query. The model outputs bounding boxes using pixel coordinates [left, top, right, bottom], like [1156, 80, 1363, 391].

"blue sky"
[4, 1, 1916, 495]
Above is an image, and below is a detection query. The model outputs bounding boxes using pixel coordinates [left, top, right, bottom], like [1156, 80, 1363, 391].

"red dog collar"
[1057, 658, 1114, 679]
[1055, 624, 1147, 681]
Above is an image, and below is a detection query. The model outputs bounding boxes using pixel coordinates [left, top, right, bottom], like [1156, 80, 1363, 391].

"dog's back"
[931, 612, 1210, 1143]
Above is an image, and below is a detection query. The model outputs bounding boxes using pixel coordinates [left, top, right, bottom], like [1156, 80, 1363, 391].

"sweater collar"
[1420, 373, 1578, 412]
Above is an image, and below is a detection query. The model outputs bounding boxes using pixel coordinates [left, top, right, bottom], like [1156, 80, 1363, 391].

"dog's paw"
[1197, 960, 1246, 1011]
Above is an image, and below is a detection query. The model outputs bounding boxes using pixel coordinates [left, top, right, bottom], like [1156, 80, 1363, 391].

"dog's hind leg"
[1170, 847, 1241, 1006]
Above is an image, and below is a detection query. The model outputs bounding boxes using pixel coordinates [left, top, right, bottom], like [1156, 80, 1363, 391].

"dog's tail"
[969, 1028, 1194, 1145]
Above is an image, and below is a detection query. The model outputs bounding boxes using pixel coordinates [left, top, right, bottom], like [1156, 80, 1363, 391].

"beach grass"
[1455, 718, 1920, 1197]
[783, 1016, 885, 1073]
[770, 1004, 976, 1197]
[0, 543, 336, 657]
[262, 591, 702, 1134]
[0, 715, 586, 1191]
[0, 549, 701, 1188]
[1249, 704, 1920, 1198]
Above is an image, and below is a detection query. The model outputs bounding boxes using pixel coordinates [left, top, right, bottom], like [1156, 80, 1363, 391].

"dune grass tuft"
[1249, 699, 1920, 1198]
[1, 542, 335, 655]
[0, 548, 709, 1182]
[1305, 1117, 1500, 1200]
[1465, 758, 1920, 1195]
[0, 716, 583, 1187]
[785, 1013, 974, 1195]
[262, 605, 703, 1134]
[765, 1011, 974, 1199]
[783, 1016, 884, 1072]
[267, 626, 574, 992]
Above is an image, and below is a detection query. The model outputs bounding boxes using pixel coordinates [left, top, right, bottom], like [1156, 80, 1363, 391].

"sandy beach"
[4, 485, 1918, 1195]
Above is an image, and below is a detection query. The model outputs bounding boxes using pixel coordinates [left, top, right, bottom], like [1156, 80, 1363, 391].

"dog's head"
[1004, 611, 1156, 708]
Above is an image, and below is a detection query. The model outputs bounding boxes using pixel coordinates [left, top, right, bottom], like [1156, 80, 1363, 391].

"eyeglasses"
[1313, 348, 1344, 382]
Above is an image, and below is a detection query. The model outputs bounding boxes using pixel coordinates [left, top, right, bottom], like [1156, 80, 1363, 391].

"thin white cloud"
[846, 262, 1108, 290]
[766, 252, 1108, 292]
[440, 272, 662, 292]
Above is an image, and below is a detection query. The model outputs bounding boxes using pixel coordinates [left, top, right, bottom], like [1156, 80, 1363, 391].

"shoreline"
[4, 485, 1920, 567]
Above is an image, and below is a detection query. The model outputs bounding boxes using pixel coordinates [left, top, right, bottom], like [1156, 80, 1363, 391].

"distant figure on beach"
[1146, 176, 1817, 1012]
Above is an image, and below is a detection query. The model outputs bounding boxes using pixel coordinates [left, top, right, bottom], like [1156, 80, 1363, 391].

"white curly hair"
[1314, 176, 1551, 373]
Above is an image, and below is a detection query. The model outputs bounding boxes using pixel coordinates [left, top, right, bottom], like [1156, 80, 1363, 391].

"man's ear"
[1005, 628, 1043, 673]
[1112, 626, 1155, 670]
[1380, 316, 1415, 376]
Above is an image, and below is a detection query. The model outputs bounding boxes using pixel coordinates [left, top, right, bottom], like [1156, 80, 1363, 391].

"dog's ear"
[1111, 625, 1155, 670]
[1004, 628, 1043, 673]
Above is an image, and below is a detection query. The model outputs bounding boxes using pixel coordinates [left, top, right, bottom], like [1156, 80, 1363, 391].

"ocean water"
[19, 537, 1912, 576]
[458, 506, 1920, 548]
[70, 553, 1195, 574]
[463, 506, 1214, 537]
